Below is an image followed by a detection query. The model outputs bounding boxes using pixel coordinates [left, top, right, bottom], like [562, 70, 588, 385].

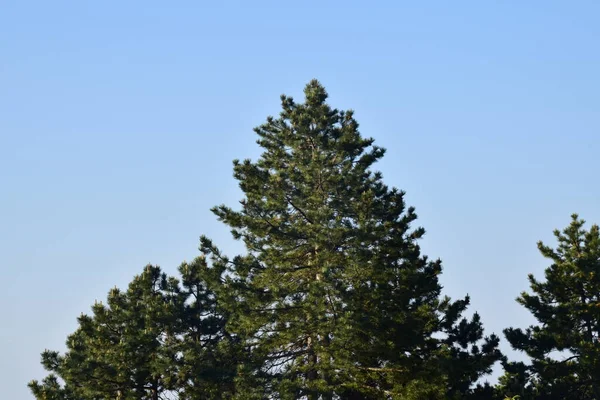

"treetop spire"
[303, 78, 329, 105]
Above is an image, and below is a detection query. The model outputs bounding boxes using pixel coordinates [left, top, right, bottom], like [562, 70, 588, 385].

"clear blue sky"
[2, 1, 600, 397]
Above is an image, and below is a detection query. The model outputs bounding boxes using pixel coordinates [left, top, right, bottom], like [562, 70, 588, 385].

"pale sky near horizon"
[2, 1, 600, 398]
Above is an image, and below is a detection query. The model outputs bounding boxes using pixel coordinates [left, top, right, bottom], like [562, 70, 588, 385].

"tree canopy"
[31, 81, 600, 400]
[30, 260, 239, 400]
[502, 214, 600, 399]
[201, 80, 501, 399]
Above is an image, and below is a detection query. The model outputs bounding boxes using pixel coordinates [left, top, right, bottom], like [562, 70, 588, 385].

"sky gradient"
[2, 1, 600, 398]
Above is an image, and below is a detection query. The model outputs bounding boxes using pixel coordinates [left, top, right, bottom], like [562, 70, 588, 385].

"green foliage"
[204, 80, 501, 398]
[31, 80, 503, 399]
[29, 262, 238, 400]
[503, 214, 600, 399]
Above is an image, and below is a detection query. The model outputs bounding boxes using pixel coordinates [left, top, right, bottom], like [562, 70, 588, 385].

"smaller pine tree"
[29, 263, 238, 400]
[30, 266, 181, 400]
[504, 214, 600, 399]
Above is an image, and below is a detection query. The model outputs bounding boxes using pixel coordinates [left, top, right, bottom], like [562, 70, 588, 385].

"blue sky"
[2, 1, 600, 398]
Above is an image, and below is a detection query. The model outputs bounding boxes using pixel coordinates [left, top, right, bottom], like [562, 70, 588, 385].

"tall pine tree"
[202, 80, 501, 399]
[504, 214, 600, 399]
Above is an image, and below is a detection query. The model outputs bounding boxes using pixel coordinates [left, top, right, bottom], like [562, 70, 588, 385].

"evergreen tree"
[29, 263, 238, 400]
[30, 265, 181, 400]
[504, 214, 600, 399]
[203, 80, 502, 399]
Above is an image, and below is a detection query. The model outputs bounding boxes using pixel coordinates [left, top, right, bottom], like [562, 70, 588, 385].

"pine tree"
[504, 214, 600, 399]
[202, 80, 502, 399]
[29, 264, 238, 400]
[30, 265, 181, 400]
